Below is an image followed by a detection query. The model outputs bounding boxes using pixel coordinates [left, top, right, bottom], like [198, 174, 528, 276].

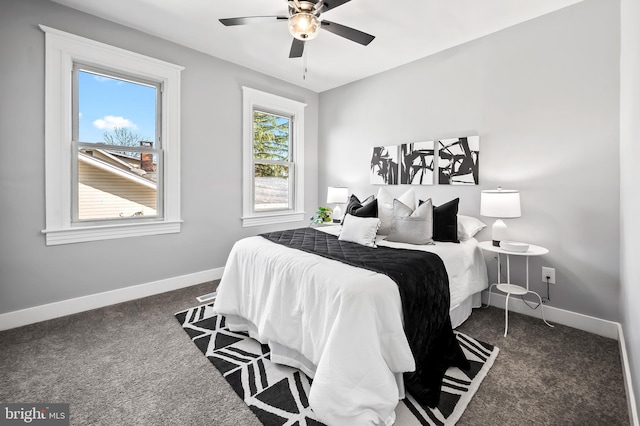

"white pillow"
[339, 214, 380, 248]
[397, 188, 417, 210]
[457, 215, 486, 241]
[376, 187, 417, 235]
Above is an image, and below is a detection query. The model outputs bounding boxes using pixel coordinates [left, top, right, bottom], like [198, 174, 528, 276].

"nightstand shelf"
[496, 283, 528, 296]
[478, 241, 554, 336]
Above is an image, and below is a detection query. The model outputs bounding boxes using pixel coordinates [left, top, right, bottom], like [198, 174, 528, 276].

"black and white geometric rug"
[175, 303, 499, 426]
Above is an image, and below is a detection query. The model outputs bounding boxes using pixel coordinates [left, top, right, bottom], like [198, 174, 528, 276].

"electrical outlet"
[542, 267, 556, 284]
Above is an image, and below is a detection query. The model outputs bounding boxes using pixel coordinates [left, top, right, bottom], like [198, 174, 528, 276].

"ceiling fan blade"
[322, 0, 352, 11]
[219, 16, 287, 26]
[320, 20, 375, 46]
[289, 38, 305, 58]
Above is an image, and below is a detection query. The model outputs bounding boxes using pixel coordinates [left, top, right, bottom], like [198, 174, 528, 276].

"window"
[41, 26, 184, 245]
[242, 87, 306, 227]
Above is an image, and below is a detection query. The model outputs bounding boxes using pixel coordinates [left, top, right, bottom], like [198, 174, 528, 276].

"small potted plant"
[310, 207, 333, 225]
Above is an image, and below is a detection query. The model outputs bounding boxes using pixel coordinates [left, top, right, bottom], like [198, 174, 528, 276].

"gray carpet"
[0, 281, 629, 425]
[456, 306, 629, 426]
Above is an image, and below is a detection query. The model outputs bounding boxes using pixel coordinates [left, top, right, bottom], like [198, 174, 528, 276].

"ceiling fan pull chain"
[303, 47, 308, 80]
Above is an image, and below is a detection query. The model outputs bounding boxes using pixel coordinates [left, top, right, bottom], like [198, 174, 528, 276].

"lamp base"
[332, 205, 343, 222]
[491, 219, 508, 246]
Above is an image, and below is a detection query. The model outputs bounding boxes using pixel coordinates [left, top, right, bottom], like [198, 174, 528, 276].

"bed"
[212, 220, 488, 425]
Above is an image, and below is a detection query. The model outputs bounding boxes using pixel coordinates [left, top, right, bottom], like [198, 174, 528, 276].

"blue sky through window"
[78, 70, 157, 145]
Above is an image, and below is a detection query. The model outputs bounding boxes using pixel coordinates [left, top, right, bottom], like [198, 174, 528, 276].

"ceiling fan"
[219, 0, 375, 58]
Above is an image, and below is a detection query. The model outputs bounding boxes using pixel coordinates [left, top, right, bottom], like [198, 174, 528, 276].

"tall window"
[41, 26, 183, 245]
[242, 87, 306, 227]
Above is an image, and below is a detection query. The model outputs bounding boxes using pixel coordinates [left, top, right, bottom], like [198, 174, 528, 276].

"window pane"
[77, 146, 158, 220]
[75, 68, 160, 222]
[77, 69, 157, 147]
[253, 111, 290, 161]
[254, 164, 290, 211]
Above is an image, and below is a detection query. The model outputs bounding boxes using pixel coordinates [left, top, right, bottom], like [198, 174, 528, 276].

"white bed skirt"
[450, 292, 482, 329]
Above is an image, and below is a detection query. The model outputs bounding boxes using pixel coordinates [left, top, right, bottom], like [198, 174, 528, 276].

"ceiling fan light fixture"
[288, 13, 320, 40]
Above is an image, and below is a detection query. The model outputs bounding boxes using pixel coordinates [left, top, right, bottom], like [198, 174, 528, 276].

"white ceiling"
[50, 0, 583, 93]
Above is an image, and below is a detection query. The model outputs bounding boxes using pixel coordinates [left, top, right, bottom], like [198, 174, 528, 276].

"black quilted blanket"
[260, 227, 469, 407]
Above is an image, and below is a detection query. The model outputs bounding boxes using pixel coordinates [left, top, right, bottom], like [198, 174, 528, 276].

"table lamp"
[480, 188, 521, 246]
[327, 186, 349, 223]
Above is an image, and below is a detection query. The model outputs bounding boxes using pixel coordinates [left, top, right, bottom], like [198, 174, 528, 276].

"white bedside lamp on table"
[327, 186, 349, 223]
[480, 188, 521, 247]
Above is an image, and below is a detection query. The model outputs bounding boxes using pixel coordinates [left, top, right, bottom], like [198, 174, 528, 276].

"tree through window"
[253, 111, 293, 212]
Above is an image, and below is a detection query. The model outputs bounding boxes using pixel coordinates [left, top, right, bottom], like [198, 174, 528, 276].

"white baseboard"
[617, 324, 640, 426]
[0, 267, 224, 331]
[481, 291, 638, 424]
[481, 291, 619, 339]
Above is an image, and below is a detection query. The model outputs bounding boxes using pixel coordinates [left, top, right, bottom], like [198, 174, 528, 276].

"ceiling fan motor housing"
[288, 1, 321, 40]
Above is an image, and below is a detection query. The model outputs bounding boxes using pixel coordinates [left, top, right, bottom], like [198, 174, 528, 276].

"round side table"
[478, 241, 554, 337]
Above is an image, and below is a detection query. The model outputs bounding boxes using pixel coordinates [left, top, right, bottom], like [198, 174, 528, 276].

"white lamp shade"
[480, 189, 521, 218]
[327, 187, 349, 204]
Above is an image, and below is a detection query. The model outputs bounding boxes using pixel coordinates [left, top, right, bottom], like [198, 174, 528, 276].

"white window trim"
[242, 87, 306, 227]
[40, 25, 184, 245]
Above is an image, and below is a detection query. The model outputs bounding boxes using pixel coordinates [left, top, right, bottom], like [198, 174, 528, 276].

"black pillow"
[345, 194, 378, 218]
[420, 197, 459, 243]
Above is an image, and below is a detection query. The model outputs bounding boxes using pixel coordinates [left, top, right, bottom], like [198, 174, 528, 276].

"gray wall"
[620, 0, 640, 411]
[0, 0, 319, 315]
[318, 0, 621, 321]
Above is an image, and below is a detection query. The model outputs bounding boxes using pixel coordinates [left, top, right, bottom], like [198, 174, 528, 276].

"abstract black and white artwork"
[400, 141, 435, 185]
[438, 136, 480, 185]
[370, 146, 398, 185]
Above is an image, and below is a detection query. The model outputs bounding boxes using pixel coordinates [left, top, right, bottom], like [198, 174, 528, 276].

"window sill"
[42, 220, 182, 246]
[242, 211, 306, 227]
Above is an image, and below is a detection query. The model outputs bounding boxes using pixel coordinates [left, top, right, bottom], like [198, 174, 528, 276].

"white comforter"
[212, 228, 487, 425]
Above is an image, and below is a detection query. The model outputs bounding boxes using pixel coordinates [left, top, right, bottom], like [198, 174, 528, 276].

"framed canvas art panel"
[438, 136, 479, 185]
[370, 146, 399, 185]
[400, 141, 435, 185]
